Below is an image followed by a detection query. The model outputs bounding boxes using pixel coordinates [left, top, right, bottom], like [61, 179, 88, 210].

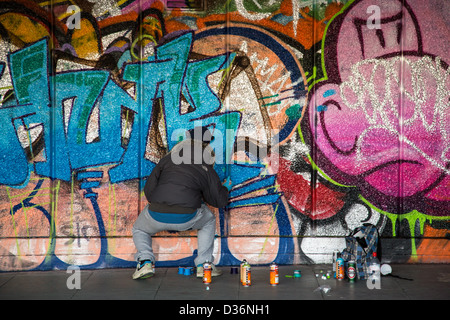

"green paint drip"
[359, 196, 449, 258]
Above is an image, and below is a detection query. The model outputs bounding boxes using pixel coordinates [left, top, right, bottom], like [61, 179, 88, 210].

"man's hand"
[222, 177, 232, 191]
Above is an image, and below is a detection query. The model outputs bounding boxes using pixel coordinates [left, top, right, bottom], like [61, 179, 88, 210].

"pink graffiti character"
[303, 0, 449, 215]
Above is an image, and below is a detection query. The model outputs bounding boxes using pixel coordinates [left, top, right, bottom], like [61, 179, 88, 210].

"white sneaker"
[132, 260, 155, 280]
[196, 263, 223, 278]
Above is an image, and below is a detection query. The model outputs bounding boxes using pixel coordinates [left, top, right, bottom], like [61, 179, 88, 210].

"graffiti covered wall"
[0, 0, 448, 271]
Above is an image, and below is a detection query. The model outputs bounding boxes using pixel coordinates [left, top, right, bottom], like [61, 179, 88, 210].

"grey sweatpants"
[132, 204, 216, 266]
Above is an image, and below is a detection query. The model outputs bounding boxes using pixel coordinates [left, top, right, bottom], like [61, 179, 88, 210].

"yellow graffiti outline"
[6, 186, 21, 261]
[259, 200, 280, 257]
[297, 124, 354, 188]
[70, 171, 75, 238]
[50, 180, 61, 238]
[130, 34, 157, 61]
[217, 54, 237, 90]
[108, 182, 118, 253]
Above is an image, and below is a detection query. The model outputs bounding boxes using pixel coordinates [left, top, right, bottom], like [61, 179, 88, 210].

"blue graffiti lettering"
[0, 32, 241, 186]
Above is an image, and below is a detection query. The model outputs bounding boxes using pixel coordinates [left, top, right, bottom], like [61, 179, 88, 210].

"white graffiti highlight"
[339, 55, 450, 174]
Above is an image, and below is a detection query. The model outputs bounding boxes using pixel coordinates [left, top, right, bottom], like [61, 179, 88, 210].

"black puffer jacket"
[143, 139, 229, 213]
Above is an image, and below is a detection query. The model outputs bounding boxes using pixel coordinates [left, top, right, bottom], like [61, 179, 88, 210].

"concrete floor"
[0, 264, 448, 302]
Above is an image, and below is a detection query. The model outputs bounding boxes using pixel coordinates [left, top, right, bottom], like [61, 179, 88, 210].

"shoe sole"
[197, 267, 222, 278]
[133, 272, 155, 280]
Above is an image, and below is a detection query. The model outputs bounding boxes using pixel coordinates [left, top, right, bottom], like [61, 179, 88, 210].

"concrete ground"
[0, 264, 448, 303]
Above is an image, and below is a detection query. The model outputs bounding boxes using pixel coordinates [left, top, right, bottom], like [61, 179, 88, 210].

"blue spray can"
[336, 253, 345, 280]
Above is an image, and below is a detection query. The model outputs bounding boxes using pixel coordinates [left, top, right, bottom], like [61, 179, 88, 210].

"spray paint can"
[332, 251, 339, 278]
[347, 260, 356, 282]
[240, 260, 246, 284]
[241, 260, 251, 287]
[203, 261, 212, 284]
[178, 267, 184, 275]
[269, 262, 279, 286]
[336, 253, 345, 280]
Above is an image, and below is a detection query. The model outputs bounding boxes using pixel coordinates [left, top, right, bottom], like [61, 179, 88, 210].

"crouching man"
[132, 127, 231, 279]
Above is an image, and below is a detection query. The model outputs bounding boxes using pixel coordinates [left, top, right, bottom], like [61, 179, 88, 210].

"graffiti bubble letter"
[366, 5, 381, 29]
[66, 265, 81, 290]
[66, 5, 81, 30]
